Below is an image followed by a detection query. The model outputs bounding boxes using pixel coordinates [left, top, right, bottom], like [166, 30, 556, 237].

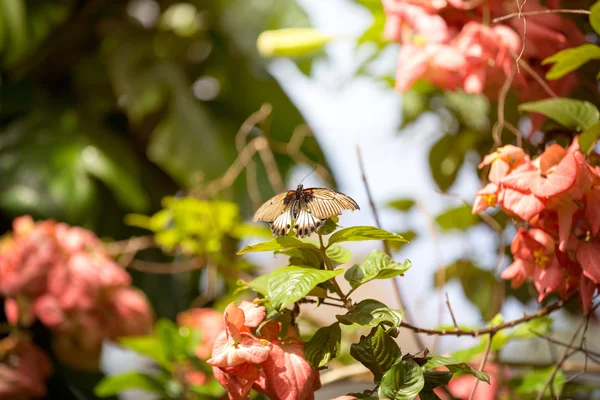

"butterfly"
[253, 184, 360, 238]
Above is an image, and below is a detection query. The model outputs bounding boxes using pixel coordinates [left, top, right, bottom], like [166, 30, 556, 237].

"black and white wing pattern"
[305, 188, 360, 220]
[294, 209, 325, 238]
[270, 203, 295, 237]
[252, 191, 291, 223]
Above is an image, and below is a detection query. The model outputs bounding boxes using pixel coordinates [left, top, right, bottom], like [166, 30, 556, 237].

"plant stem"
[318, 233, 350, 307]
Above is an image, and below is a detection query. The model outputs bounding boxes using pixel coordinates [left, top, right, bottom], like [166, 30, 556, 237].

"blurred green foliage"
[0, 0, 329, 238]
[0, 1, 330, 398]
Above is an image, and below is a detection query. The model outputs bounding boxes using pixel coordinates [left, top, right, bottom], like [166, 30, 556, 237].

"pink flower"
[0, 218, 58, 298]
[178, 308, 225, 359]
[109, 288, 153, 337]
[0, 339, 53, 399]
[472, 183, 499, 214]
[207, 303, 272, 368]
[382, 1, 450, 43]
[395, 43, 466, 92]
[451, 22, 521, 95]
[254, 327, 321, 400]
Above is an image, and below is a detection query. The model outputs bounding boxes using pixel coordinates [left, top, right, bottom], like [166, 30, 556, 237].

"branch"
[493, 9, 590, 23]
[355, 145, 425, 351]
[469, 333, 494, 400]
[400, 295, 571, 337]
[535, 312, 589, 400]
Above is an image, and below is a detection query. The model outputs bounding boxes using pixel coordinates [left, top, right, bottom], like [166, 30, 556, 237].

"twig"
[401, 295, 571, 337]
[469, 333, 495, 400]
[492, 65, 516, 149]
[499, 360, 600, 373]
[417, 199, 445, 349]
[503, 121, 523, 148]
[513, 54, 558, 98]
[535, 313, 589, 400]
[104, 236, 155, 257]
[445, 293, 459, 329]
[355, 145, 425, 351]
[529, 330, 600, 364]
[514, 0, 527, 72]
[356, 145, 390, 256]
[255, 135, 285, 194]
[128, 257, 205, 274]
[235, 104, 272, 210]
[493, 9, 590, 23]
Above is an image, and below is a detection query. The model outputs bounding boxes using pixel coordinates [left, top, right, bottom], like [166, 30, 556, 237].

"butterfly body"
[253, 184, 360, 238]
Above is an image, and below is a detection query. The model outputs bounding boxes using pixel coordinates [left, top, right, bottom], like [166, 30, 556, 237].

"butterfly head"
[296, 183, 304, 193]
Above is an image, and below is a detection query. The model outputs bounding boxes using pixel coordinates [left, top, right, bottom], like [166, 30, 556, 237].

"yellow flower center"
[533, 248, 550, 269]
[483, 194, 497, 206]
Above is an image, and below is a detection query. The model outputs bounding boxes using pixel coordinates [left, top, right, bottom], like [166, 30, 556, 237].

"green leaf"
[268, 266, 343, 311]
[387, 198, 416, 212]
[156, 319, 191, 363]
[337, 299, 403, 329]
[378, 359, 425, 400]
[438, 260, 504, 321]
[419, 390, 442, 400]
[344, 250, 411, 289]
[328, 226, 407, 246]
[358, 11, 387, 48]
[94, 372, 167, 397]
[401, 90, 430, 128]
[317, 216, 340, 236]
[304, 323, 342, 369]
[350, 325, 401, 382]
[511, 316, 552, 340]
[327, 244, 352, 265]
[276, 247, 322, 268]
[517, 367, 566, 398]
[435, 205, 480, 232]
[578, 121, 600, 155]
[237, 237, 318, 254]
[542, 44, 600, 80]
[386, 230, 417, 252]
[429, 130, 478, 192]
[247, 274, 270, 296]
[591, 1, 600, 35]
[423, 371, 453, 390]
[444, 91, 490, 133]
[519, 98, 600, 131]
[119, 336, 168, 368]
[423, 355, 490, 383]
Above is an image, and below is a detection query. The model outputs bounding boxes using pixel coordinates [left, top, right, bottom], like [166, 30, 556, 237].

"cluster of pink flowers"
[473, 141, 600, 310]
[207, 301, 321, 400]
[0, 338, 53, 399]
[0, 216, 153, 370]
[383, 0, 585, 99]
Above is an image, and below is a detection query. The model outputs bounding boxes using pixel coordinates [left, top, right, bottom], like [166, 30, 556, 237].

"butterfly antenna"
[299, 165, 318, 184]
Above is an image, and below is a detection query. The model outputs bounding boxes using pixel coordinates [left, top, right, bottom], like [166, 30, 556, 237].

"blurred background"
[1, 0, 598, 399]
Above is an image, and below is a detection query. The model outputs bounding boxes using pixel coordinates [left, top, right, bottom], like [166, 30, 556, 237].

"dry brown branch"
[445, 293, 459, 329]
[469, 333, 495, 400]
[235, 104, 273, 209]
[535, 312, 589, 400]
[128, 257, 205, 274]
[529, 329, 600, 365]
[270, 125, 334, 185]
[492, 64, 516, 149]
[355, 145, 425, 351]
[401, 295, 572, 337]
[493, 9, 590, 23]
[514, 54, 558, 98]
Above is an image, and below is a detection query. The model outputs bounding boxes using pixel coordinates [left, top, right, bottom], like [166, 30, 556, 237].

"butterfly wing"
[294, 209, 325, 238]
[252, 191, 292, 222]
[305, 188, 360, 220]
[271, 203, 295, 237]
